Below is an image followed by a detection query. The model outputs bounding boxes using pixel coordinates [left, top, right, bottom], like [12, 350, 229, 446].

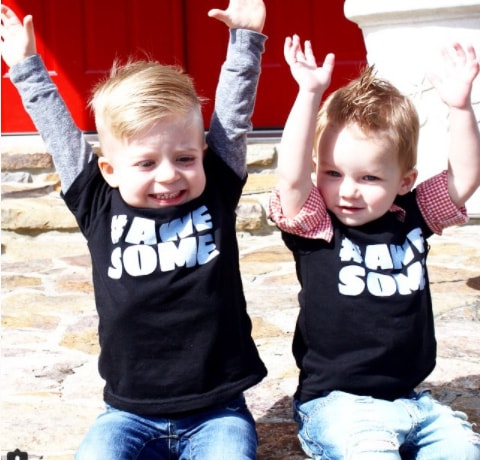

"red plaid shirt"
[269, 170, 468, 241]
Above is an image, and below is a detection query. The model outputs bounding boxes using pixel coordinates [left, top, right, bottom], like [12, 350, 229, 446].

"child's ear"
[398, 168, 418, 195]
[311, 150, 318, 170]
[98, 157, 119, 188]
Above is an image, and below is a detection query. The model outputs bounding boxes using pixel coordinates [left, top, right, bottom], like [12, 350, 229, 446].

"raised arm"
[428, 42, 480, 207]
[205, 0, 266, 178]
[1, 5, 93, 193]
[277, 35, 335, 217]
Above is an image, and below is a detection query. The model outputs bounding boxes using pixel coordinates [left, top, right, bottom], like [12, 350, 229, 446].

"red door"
[1, 0, 366, 133]
[2, 0, 185, 133]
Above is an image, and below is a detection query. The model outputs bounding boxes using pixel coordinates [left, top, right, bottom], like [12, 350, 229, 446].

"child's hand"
[208, 0, 265, 33]
[285, 35, 335, 94]
[427, 42, 480, 110]
[0, 5, 36, 68]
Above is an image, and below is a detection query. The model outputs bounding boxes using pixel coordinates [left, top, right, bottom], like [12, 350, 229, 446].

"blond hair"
[315, 66, 419, 173]
[89, 60, 205, 147]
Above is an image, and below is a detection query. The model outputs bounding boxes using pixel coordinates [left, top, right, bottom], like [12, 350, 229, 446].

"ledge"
[344, 0, 480, 27]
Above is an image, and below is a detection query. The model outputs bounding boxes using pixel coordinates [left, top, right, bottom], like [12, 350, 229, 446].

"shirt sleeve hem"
[416, 171, 468, 235]
[268, 186, 334, 241]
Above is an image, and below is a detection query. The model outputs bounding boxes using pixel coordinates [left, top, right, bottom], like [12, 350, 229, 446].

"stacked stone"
[1, 137, 279, 235]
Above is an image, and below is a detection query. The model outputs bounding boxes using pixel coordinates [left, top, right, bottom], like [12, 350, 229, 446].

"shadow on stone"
[466, 275, 480, 291]
[256, 396, 305, 460]
[428, 374, 480, 427]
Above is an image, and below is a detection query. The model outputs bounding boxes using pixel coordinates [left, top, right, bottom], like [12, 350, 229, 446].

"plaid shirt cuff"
[416, 170, 468, 234]
[269, 186, 334, 241]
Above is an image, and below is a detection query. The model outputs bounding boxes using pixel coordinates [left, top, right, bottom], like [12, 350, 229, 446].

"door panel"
[256, 0, 367, 127]
[2, 0, 186, 132]
[183, 0, 366, 129]
[1, 0, 366, 133]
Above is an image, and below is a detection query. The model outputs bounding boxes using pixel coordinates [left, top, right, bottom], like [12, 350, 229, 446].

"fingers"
[1, 4, 11, 19]
[443, 42, 467, 67]
[322, 53, 336, 74]
[208, 0, 266, 32]
[23, 14, 36, 54]
[1, 4, 22, 32]
[1, 4, 19, 25]
[207, 8, 233, 28]
[303, 40, 315, 64]
[284, 36, 295, 64]
[465, 44, 478, 63]
[0, 4, 37, 65]
[442, 42, 480, 81]
[460, 43, 480, 75]
[284, 35, 314, 66]
[284, 35, 305, 66]
[207, 8, 225, 21]
[443, 42, 478, 67]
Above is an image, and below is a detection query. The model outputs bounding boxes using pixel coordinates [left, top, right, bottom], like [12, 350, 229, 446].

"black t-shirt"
[63, 151, 267, 415]
[283, 191, 436, 402]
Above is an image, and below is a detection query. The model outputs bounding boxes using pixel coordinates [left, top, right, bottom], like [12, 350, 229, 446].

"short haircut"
[89, 60, 206, 147]
[315, 66, 419, 173]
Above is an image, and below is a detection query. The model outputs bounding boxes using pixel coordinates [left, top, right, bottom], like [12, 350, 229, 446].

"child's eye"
[177, 156, 195, 164]
[137, 160, 155, 168]
[364, 175, 379, 182]
[326, 170, 341, 177]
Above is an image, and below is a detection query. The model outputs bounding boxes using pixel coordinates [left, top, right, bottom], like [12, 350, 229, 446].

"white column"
[344, 0, 480, 216]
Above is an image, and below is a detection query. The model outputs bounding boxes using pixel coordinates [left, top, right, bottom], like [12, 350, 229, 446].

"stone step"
[1, 138, 280, 234]
[1, 173, 279, 233]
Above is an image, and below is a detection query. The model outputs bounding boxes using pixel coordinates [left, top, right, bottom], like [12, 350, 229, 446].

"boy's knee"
[443, 430, 480, 460]
[346, 427, 400, 458]
[430, 440, 480, 460]
[438, 409, 480, 459]
[411, 426, 480, 460]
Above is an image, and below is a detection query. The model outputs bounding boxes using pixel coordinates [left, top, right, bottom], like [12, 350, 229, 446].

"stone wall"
[1, 136, 279, 236]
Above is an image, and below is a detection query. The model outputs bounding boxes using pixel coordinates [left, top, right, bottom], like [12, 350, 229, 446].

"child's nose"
[339, 178, 358, 197]
[155, 162, 179, 183]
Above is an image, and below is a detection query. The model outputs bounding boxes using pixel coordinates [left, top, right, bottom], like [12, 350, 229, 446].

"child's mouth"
[149, 190, 185, 205]
[338, 205, 362, 213]
[151, 191, 182, 200]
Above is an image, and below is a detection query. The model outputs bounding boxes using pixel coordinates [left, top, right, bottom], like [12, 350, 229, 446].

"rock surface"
[2, 226, 480, 459]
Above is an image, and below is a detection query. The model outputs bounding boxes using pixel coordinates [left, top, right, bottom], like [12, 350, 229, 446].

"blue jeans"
[294, 390, 480, 460]
[75, 395, 257, 460]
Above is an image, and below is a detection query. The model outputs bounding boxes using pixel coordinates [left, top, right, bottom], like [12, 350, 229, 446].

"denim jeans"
[75, 395, 257, 460]
[294, 390, 480, 460]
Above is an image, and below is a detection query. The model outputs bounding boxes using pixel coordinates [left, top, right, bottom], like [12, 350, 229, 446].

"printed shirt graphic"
[107, 206, 219, 279]
[283, 193, 438, 402]
[62, 152, 266, 416]
[337, 226, 427, 298]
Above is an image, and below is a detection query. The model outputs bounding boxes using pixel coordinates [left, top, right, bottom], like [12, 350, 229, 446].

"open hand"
[427, 42, 479, 110]
[208, 0, 265, 33]
[0, 5, 36, 68]
[284, 34, 335, 94]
